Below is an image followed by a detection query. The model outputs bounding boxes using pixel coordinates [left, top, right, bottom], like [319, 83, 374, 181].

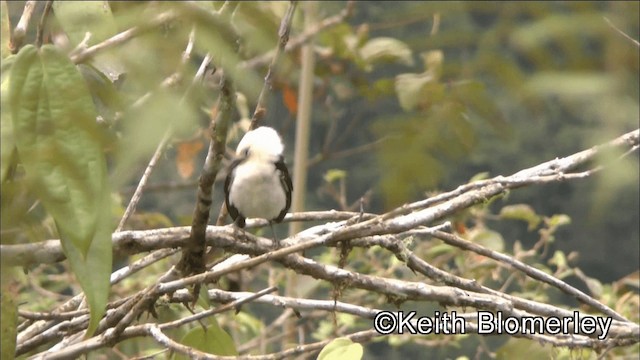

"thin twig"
[70, 11, 177, 64]
[249, 1, 298, 129]
[10, 0, 37, 53]
[428, 229, 628, 321]
[35, 0, 53, 47]
[116, 132, 172, 232]
[604, 17, 640, 48]
[115, 28, 202, 232]
[241, 1, 355, 70]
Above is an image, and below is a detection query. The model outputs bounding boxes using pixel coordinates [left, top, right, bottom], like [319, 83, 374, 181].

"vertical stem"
[289, 2, 316, 236]
[285, 0, 316, 348]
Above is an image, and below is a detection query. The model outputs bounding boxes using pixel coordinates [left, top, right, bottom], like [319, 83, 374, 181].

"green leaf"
[548, 250, 567, 269]
[60, 198, 112, 337]
[359, 37, 413, 70]
[470, 229, 504, 252]
[173, 318, 238, 359]
[10, 44, 109, 256]
[52, 1, 117, 48]
[317, 338, 364, 360]
[395, 72, 440, 111]
[9, 44, 112, 336]
[469, 172, 490, 182]
[547, 214, 571, 228]
[1, 55, 16, 182]
[499, 204, 541, 231]
[197, 284, 211, 310]
[324, 169, 347, 183]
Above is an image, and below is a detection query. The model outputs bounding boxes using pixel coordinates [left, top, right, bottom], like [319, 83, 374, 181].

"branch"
[115, 27, 204, 232]
[35, 0, 53, 47]
[11, 129, 640, 356]
[240, 1, 355, 70]
[604, 17, 640, 48]
[70, 10, 178, 64]
[4, 129, 638, 266]
[249, 1, 298, 129]
[9, 1, 37, 53]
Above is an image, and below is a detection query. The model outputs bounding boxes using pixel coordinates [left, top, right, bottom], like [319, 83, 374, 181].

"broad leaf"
[359, 37, 413, 69]
[317, 338, 364, 360]
[499, 204, 541, 230]
[173, 318, 238, 359]
[9, 44, 112, 336]
[1, 55, 15, 182]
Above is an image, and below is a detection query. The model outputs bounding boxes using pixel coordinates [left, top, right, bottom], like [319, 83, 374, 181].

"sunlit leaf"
[549, 250, 568, 269]
[317, 338, 364, 360]
[469, 229, 504, 252]
[324, 169, 347, 183]
[395, 72, 443, 111]
[420, 50, 443, 76]
[547, 214, 571, 228]
[469, 172, 490, 182]
[359, 37, 414, 70]
[499, 204, 541, 230]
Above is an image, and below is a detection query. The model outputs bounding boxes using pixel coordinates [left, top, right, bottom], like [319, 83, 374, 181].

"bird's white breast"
[228, 158, 287, 221]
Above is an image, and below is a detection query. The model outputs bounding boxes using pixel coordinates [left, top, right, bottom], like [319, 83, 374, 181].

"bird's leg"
[268, 221, 280, 249]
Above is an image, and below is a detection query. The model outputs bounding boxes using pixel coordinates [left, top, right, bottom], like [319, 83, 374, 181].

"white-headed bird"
[224, 127, 293, 231]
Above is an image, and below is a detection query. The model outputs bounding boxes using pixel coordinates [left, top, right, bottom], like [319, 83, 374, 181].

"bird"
[224, 126, 293, 237]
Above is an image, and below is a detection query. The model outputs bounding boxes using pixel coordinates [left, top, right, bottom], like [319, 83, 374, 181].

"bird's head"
[236, 126, 285, 161]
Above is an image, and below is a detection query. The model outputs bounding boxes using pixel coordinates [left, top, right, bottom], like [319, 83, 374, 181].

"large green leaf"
[60, 192, 112, 337]
[9, 44, 112, 336]
[1, 55, 15, 182]
[317, 338, 364, 360]
[173, 318, 238, 359]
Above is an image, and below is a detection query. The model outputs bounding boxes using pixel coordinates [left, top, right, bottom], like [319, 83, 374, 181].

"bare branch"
[10, 1, 37, 53]
[35, 0, 52, 47]
[249, 1, 298, 129]
[240, 1, 356, 70]
[70, 11, 177, 64]
[604, 17, 640, 48]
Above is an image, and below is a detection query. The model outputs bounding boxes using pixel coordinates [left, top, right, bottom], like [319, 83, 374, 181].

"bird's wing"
[224, 158, 243, 225]
[275, 156, 293, 223]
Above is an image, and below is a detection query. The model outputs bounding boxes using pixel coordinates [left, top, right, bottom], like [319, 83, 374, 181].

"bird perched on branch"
[224, 126, 293, 235]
